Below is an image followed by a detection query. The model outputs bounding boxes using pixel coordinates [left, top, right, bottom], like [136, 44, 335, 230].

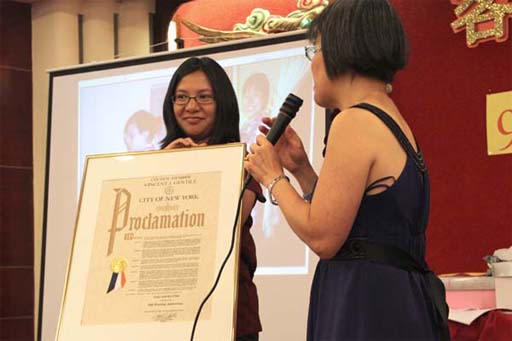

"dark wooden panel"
[0, 1, 32, 69]
[0, 1, 34, 339]
[0, 267, 34, 318]
[0, 167, 34, 267]
[0, 68, 33, 167]
[0, 316, 34, 341]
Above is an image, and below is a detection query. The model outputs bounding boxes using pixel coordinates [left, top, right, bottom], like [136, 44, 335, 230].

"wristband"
[267, 174, 290, 205]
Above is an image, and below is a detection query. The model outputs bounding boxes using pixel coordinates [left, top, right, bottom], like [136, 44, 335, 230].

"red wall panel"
[391, 0, 512, 273]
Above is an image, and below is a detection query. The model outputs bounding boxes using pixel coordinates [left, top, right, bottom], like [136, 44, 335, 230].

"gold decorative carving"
[181, 0, 329, 44]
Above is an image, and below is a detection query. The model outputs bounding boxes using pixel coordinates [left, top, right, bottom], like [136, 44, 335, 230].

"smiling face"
[173, 70, 217, 143]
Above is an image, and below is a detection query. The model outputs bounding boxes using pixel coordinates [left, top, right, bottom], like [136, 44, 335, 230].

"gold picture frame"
[56, 143, 246, 341]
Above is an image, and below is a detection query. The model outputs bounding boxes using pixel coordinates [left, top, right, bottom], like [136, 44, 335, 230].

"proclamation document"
[57, 144, 245, 341]
[82, 171, 220, 324]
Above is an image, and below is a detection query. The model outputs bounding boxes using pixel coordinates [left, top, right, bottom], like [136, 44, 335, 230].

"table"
[449, 309, 512, 341]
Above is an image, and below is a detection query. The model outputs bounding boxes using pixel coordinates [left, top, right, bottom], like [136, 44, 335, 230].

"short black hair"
[160, 57, 240, 148]
[308, 0, 409, 83]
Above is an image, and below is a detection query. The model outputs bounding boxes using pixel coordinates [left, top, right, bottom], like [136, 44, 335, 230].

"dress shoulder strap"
[351, 103, 427, 173]
[351, 102, 431, 232]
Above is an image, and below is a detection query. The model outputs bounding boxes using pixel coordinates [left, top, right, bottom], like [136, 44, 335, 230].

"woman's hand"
[163, 138, 206, 150]
[244, 135, 284, 187]
[258, 117, 310, 175]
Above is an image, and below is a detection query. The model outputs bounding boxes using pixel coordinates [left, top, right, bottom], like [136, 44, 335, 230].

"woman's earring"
[385, 83, 393, 94]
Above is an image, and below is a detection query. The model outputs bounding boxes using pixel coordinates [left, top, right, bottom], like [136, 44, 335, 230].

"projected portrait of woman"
[240, 73, 271, 145]
[123, 110, 165, 151]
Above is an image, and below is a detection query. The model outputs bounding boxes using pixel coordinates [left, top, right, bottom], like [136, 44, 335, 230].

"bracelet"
[267, 174, 290, 206]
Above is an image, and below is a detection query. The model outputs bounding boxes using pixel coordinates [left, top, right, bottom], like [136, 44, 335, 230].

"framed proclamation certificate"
[56, 143, 246, 341]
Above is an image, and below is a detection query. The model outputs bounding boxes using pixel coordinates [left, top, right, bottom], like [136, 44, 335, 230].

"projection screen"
[39, 31, 325, 341]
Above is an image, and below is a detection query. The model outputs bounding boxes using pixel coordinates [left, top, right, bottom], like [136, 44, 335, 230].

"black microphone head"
[280, 93, 303, 118]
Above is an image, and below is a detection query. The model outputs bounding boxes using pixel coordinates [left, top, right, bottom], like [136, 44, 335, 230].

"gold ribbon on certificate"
[106, 257, 127, 293]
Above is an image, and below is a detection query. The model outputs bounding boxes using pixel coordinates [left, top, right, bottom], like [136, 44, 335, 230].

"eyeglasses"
[305, 45, 321, 61]
[171, 93, 214, 105]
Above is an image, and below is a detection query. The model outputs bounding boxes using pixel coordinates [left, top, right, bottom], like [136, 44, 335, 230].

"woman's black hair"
[160, 57, 240, 148]
[307, 0, 409, 83]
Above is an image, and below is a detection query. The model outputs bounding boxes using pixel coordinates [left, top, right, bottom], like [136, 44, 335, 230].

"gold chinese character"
[451, 0, 512, 47]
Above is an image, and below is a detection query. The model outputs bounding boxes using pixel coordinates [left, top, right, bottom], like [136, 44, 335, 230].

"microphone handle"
[243, 93, 301, 194]
[265, 113, 292, 145]
[243, 112, 290, 193]
[245, 112, 290, 190]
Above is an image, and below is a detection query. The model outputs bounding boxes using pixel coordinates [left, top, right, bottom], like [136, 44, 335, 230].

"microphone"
[265, 93, 304, 145]
[244, 93, 303, 189]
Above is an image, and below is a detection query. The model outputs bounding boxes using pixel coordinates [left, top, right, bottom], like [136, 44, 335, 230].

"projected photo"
[123, 110, 165, 151]
[232, 57, 313, 274]
[78, 48, 313, 275]
[239, 72, 271, 145]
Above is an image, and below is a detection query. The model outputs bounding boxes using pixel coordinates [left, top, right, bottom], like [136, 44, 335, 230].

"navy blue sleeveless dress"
[307, 103, 440, 340]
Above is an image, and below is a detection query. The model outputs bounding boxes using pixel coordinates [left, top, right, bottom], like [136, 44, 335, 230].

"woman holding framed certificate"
[161, 56, 264, 341]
